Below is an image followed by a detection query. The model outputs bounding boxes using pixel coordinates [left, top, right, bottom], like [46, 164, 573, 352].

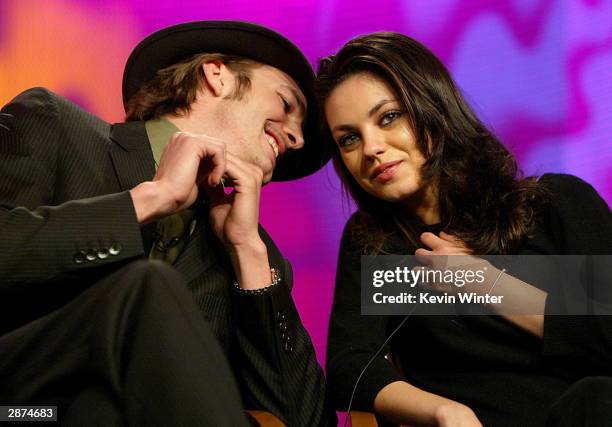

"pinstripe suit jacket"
[0, 88, 332, 426]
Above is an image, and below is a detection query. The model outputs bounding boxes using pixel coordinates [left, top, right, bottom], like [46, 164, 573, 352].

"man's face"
[210, 64, 307, 183]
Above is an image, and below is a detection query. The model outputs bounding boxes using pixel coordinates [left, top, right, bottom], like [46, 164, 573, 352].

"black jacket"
[0, 88, 332, 426]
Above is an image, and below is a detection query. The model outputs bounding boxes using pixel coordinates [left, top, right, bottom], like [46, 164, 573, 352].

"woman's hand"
[413, 232, 490, 299]
[417, 232, 471, 256]
[415, 232, 485, 272]
[415, 231, 546, 337]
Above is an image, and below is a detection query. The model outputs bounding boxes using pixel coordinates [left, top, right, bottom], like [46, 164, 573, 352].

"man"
[0, 21, 332, 426]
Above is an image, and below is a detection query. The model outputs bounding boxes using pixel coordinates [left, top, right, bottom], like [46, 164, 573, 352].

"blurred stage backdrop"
[1, 0, 611, 371]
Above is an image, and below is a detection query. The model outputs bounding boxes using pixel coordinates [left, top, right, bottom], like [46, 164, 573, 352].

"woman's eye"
[381, 111, 401, 125]
[338, 133, 359, 148]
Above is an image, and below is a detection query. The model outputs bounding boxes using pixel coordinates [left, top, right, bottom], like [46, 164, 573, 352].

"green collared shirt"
[146, 117, 180, 166]
[146, 118, 196, 264]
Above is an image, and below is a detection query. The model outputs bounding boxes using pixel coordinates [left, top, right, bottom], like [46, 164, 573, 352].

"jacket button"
[276, 311, 285, 321]
[109, 243, 122, 256]
[97, 248, 110, 259]
[279, 322, 288, 333]
[74, 251, 87, 264]
[86, 249, 98, 261]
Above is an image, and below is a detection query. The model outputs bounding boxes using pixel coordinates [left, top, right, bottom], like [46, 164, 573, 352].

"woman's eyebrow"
[367, 99, 395, 117]
[330, 99, 397, 133]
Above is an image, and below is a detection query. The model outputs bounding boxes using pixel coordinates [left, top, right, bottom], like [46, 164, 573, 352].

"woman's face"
[324, 72, 428, 204]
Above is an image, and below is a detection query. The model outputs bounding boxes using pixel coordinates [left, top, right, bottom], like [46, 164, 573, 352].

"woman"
[317, 33, 612, 426]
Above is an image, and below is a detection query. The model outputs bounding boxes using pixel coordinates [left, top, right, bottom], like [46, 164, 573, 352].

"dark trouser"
[546, 376, 612, 427]
[0, 260, 249, 426]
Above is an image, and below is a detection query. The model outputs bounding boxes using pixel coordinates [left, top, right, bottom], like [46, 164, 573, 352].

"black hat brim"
[122, 20, 329, 181]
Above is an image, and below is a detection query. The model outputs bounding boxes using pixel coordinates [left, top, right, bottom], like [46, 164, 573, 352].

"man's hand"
[129, 131, 227, 224]
[206, 152, 272, 290]
[130, 131, 272, 290]
[206, 152, 265, 248]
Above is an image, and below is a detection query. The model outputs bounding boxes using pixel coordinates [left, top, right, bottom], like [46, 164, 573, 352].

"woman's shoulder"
[538, 173, 600, 196]
[535, 173, 611, 254]
[339, 211, 367, 252]
[537, 173, 610, 216]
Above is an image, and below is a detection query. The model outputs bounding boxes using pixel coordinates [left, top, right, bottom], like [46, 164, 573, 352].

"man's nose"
[283, 122, 305, 150]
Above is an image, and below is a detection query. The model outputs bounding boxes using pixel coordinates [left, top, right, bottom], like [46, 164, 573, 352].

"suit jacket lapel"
[109, 121, 157, 253]
[109, 121, 155, 191]
[173, 227, 217, 284]
[174, 205, 219, 284]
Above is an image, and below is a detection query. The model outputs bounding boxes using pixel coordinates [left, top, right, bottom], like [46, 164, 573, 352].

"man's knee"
[98, 259, 189, 314]
[91, 259, 204, 349]
[562, 376, 612, 402]
[110, 259, 183, 293]
[117, 259, 179, 281]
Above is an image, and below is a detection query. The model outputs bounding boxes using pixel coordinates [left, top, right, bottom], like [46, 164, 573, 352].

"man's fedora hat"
[122, 20, 329, 181]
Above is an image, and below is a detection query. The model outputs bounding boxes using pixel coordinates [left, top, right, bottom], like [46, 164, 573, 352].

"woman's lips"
[372, 160, 402, 183]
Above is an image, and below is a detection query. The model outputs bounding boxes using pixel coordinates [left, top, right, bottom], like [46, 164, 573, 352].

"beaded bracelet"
[233, 268, 281, 295]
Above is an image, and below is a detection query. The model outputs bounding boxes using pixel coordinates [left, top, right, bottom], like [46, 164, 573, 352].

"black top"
[326, 174, 612, 426]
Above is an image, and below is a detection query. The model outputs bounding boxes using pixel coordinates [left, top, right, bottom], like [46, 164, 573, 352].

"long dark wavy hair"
[316, 32, 547, 254]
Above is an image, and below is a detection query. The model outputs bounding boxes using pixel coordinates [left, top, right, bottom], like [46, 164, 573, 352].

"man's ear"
[201, 61, 234, 98]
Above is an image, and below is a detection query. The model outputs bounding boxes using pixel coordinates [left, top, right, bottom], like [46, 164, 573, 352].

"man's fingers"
[223, 152, 264, 189]
[204, 180, 226, 203]
[199, 137, 226, 187]
[169, 131, 228, 187]
[169, 133, 263, 190]
[206, 149, 227, 187]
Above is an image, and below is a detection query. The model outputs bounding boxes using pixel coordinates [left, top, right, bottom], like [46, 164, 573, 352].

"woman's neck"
[401, 183, 440, 225]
